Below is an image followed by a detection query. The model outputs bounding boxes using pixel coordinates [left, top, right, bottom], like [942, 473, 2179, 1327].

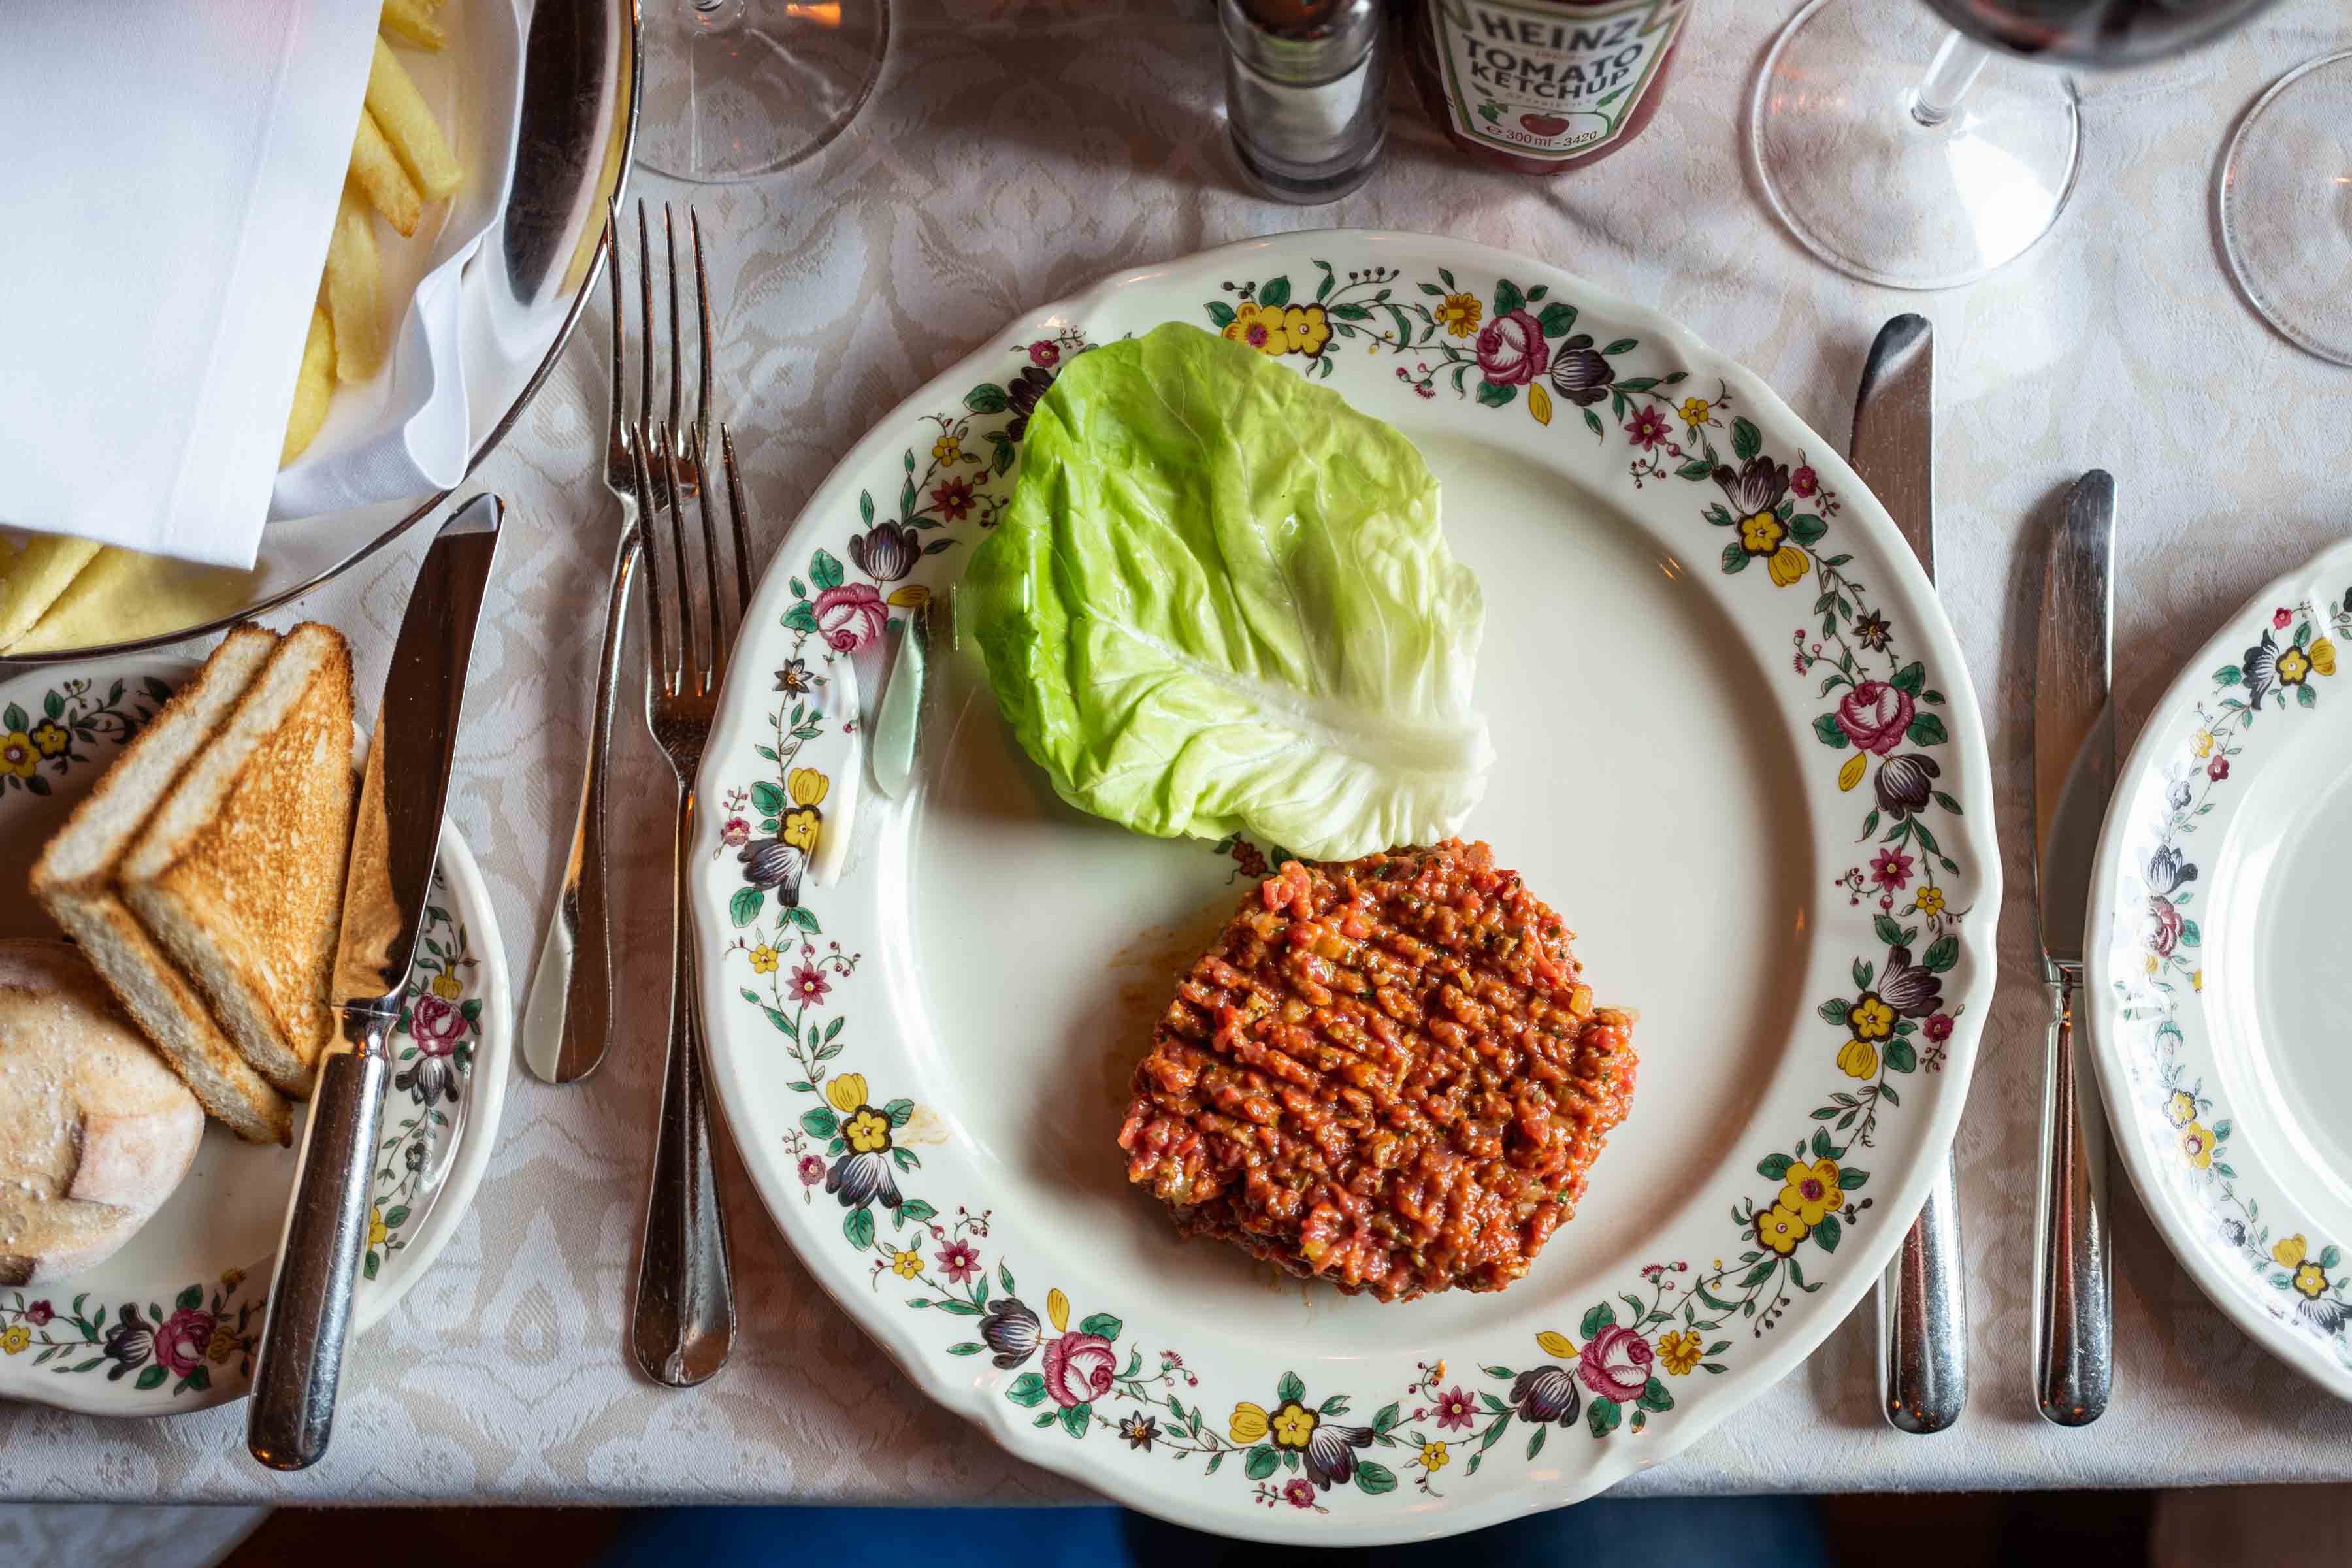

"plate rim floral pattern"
[0, 654, 512, 1418]
[2085, 538, 2352, 1401]
[692, 231, 2002, 1543]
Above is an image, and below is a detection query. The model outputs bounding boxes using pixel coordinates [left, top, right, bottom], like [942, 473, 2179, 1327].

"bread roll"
[0, 939, 203, 1285]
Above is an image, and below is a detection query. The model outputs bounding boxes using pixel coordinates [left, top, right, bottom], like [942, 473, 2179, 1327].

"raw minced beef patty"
[1117, 840, 1636, 1301]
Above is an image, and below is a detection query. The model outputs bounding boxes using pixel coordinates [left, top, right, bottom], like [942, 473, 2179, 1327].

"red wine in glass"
[1920, 0, 2279, 67]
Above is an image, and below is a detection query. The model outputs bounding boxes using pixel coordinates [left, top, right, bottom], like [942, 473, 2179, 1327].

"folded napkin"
[0, 2, 382, 568]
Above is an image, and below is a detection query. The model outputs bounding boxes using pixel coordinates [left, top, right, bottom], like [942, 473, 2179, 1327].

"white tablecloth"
[8, 0, 2352, 1509]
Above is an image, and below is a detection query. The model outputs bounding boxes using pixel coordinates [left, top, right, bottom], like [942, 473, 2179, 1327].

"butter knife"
[1850, 315, 1968, 1436]
[2032, 471, 2117, 1426]
[248, 495, 502, 1470]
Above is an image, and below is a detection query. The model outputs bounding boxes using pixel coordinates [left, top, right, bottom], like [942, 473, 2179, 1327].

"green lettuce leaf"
[965, 322, 1491, 861]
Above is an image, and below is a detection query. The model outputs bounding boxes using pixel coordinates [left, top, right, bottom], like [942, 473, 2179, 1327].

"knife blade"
[1849, 314, 1967, 1437]
[2031, 470, 2117, 1427]
[248, 494, 503, 1471]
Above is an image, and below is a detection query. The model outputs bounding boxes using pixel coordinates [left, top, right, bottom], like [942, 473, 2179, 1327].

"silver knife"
[2032, 471, 2117, 1426]
[1850, 315, 1968, 1437]
[248, 495, 503, 1470]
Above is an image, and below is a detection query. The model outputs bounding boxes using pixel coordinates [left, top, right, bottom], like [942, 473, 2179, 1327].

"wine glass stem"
[1912, 31, 1992, 129]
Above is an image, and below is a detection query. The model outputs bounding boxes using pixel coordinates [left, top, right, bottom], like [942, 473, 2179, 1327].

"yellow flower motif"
[220, 1268, 244, 1290]
[1229, 1401, 1269, 1443]
[1914, 885, 1945, 915]
[1, 1325, 29, 1354]
[890, 1249, 923, 1280]
[2191, 728, 2215, 759]
[2144, 951, 2161, 976]
[749, 943, 780, 975]
[1434, 291, 1482, 338]
[1269, 1399, 1318, 1449]
[845, 1108, 892, 1153]
[2274, 1234, 2310, 1267]
[1767, 546, 1810, 587]
[932, 435, 962, 466]
[1849, 994, 1895, 1041]
[1837, 1036, 1880, 1079]
[2166, 1090, 2197, 1128]
[29, 720, 67, 759]
[368, 1207, 387, 1249]
[781, 807, 821, 850]
[1739, 510, 1786, 557]
[1777, 1156, 1845, 1226]
[1420, 1439, 1450, 1471]
[787, 767, 830, 808]
[2313, 637, 2337, 677]
[1756, 1201, 1809, 1256]
[2294, 1261, 2330, 1298]
[1656, 1330, 1703, 1375]
[2180, 1123, 2213, 1169]
[431, 972, 463, 1002]
[206, 1324, 240, 1364]
[1222, 301, 1290, 356]
[0, 733, 36, 779]
[1678, 397, 1712, 426]
[2278, 645, 2313, 685]
[1281, 304, 1331, 357]
[2191, 969, 2204, 992]
[826, 1073, 868, 1113]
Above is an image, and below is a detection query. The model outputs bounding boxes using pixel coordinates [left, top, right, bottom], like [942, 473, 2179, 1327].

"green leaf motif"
[1060, 1403, 1091, 1438]
[1257, 275, 1292, 310]
[884, 1098, 915, 1126]
[1813, 713, 1850, 749]
[1244, 1445, 1279, 1480]
[843, 1207, 875, 1250]
[810, 549, 845, 591]
[1884, 1038, 1916, 1074]
[1722, 542, 1750, 574]
[787, 906, 821, 935]
[1535, 301, 1578, 337]
[1890, 661, 1926, 696]
[1007, 1372, 1049, 1407]
[1492, 278, 1525, 318]
[176, 1284, 203, 1311]
[900, 1199, 938, 1224]
[1355, 1461, 1398, 1495]
[1588, 1397, 1622, 1437]
[2299, 684, 2318, 710]
[1475, 379, 1516, 408]
[1276, 1369, 1306, 1405]
[800, 1107, 838, 1139]
[1637, 1377, 1674, 1412]
[1730, 417, 1762, 461]
[1204, 301, 1237, 328]
[783, 602, 819, 635]
[1578, 1301, 1617, 1339]
[965, 383, 1009, 414]
[729, 887, 763, 928]
[1838, 1167, 1869, 1190]
[1757, 1153, 1793, 1180]
[1818, 998, 1851, 1023]
[1789, 513, 1827, 546]
[1906, 711, 1949, 746]
[2214, 664, 2242, 686]
[1813, 1213, 1843, 1252]
[1077, 1312, 1124, 1341]
[1874, 913, 1904, 947]
[1921, 935, 1958, 973]
[135, 1365, 167, 1392]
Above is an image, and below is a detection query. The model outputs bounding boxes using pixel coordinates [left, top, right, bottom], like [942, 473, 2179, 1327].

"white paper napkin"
[0, 2, 382, 568]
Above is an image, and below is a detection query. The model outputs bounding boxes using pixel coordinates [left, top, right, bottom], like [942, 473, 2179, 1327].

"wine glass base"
[2220, 50, 2352, 367]
[1750, 0, 2082, 291]
[638, 0, 891, 184]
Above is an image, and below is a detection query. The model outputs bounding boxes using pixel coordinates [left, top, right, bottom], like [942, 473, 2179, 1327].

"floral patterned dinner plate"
[0, 653, 511, 1417]
[2087, 539, 2352, 1399]
[693, 232, 2001, 1543]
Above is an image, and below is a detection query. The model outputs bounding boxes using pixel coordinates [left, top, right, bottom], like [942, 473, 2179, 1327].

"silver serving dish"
[5, 0, 640, 664]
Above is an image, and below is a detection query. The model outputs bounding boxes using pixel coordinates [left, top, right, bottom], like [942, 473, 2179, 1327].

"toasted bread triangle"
[120, 623, 354, 1100]
[31, 626, 292, 1144]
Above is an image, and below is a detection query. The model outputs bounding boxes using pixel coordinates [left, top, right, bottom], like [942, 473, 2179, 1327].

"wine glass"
[636, 1, 892, 184]
[2220, 48, 2352, 365]
[1750, 0, 2278, 290]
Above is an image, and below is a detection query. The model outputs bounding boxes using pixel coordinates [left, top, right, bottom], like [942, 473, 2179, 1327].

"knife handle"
[2033, 972, 2112, 1426]
[1876, 1148, 1967, 1433]
[248, 1019, 391, 1469]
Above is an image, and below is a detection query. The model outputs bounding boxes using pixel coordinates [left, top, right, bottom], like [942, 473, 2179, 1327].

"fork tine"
[634, 202, 653, 470]
[663, 203, 682, 477]
[656, 419, 698, 685]
[632, 421, 672, 690]
[690, 208, 713, 459]
[720, 426, 754, 618]
[605, 191, 626, 461]
[693, 428, 725, 679]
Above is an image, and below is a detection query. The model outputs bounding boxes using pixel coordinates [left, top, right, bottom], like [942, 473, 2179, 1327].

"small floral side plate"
[694, 232, 2001, 1543]
[0, 655, 511, 1417]
[2087, 539, 2352, 1400]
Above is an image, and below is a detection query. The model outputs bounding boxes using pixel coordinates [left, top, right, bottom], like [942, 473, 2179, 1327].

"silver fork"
[522, 197, 713, 1086]
[630, 416, 753, 1388]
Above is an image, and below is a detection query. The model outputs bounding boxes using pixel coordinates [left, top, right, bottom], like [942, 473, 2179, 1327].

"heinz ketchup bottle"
[1405, 0, 1693, 174]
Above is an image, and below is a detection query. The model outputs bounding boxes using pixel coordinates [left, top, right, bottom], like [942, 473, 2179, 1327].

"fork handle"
[523, 527, 640, 1085]
[1876, 1149, 1967, 1433]
[632, 782, 736, 1388]
[2033, 970, 2112, 1426]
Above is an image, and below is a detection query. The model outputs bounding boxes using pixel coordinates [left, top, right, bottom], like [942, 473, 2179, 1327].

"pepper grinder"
[1218, 0, 1388, 204]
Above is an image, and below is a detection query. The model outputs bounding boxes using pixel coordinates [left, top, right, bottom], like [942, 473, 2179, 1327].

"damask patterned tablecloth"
[7, 0, 2352, 1509]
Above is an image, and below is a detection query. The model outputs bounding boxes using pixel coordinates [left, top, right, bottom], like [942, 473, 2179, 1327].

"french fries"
[378, 0, 448, 51]
[281, 307, 336, 465]
[350, 110, 423, 237]
[323, 190, 387, 384]
[366, 37, 461, 201]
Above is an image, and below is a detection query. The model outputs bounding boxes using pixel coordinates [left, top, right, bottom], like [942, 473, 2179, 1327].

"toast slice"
[120, 623, 354, 1100]
[31, 626, 292, 1144]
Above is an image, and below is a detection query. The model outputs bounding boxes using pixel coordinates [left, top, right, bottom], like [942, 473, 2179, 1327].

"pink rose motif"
[1835, 680, 1916, 756]
[1473, 308, 1551, 387]
[411, 994, 464, 1053]
[1282, 1478, 1316, 1509]
[154, 1307, 215, 1377]
[24, 1300, 52, 1327]
[2148, 895, 2183, 958]
[2208, 756, 2229, 782]
[1039, 1330, 1117, 1407]
[1029, 340, 1060, 368]
[1924, 1013, 1953, 1043]
[721, 816, 750, 847]
[2274, 607, 2293, 630]
[797, 1154, 826, 1187]
[1575, 1320, 1655, 1402]
[813, 583, 887, 653]
[1791, 465, 1818, 498]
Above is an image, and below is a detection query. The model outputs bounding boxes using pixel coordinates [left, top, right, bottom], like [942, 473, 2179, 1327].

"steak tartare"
[1118, 840, 1636, 1301]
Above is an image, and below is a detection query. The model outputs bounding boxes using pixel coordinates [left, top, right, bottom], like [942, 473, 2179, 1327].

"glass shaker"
[1219, 0, 1389, 204]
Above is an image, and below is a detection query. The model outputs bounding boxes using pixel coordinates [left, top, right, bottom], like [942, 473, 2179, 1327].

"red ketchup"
[1404, 0, 1692, 175]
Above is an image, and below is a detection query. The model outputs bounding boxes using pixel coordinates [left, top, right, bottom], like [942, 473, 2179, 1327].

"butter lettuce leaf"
[965, 322, 1492, 862]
